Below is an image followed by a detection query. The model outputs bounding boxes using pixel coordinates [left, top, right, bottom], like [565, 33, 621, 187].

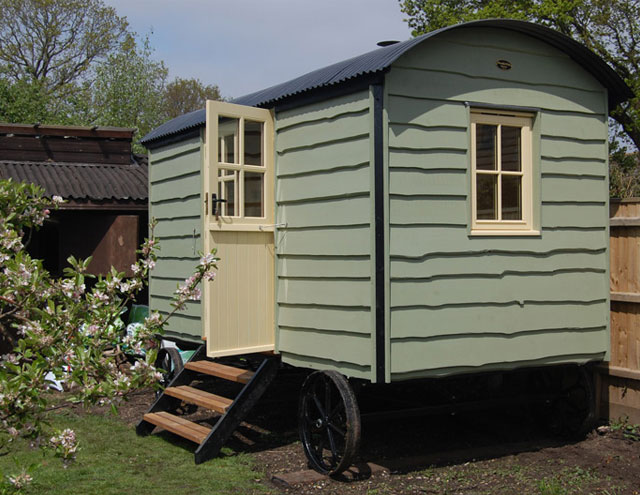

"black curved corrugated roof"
[141, 19, 633, 145]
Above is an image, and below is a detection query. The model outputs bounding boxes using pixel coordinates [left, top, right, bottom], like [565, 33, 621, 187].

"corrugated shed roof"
[141, 19, 633, 145]
[0, 154, 148, 201]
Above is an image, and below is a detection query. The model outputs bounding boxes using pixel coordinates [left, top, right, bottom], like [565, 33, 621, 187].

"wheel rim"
[298, 370, 360, 475]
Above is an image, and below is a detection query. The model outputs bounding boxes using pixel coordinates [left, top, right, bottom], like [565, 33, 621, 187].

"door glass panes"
[244, 172, 264, 217]
[244, 120, 263, 166]
[501, 126, 521, 172]
[476, 174, 497, 220]
[502, 175, 522, 220]
[218, 117, 239, 164]
[224, 178, 236, 216]
[476, 124, 497, 170]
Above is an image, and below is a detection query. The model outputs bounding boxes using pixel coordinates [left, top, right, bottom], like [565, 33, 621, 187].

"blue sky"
[104, 0, 411, 99]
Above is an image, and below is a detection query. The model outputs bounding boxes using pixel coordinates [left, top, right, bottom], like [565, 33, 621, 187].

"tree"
[0, 0, 129, 94]
[90, 34, 169, 150]
[398, 0, 640, 152]
[163, 77, 222, 120]
[0, 79, 52, 124]
[0, 178, 218, 490]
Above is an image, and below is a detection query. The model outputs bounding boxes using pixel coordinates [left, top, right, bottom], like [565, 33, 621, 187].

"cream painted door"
[203, 100, 275, 358]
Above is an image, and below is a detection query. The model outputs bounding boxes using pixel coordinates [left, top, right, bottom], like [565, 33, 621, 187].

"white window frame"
[470, 109, 537, 235]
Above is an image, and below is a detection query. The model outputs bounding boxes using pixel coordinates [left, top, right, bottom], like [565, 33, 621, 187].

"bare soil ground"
[99, 368, 640, 495]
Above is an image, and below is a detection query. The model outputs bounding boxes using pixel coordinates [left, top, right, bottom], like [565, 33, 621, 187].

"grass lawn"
[0, 409, 274, 495]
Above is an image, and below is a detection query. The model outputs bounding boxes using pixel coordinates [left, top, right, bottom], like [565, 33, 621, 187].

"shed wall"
[148, 135, 204, 343]
[275, 90, 374, 380]
[386, 28, 610, 380]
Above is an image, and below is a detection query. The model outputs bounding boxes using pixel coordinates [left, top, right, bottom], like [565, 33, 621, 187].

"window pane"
[244, 120, 263, 166]
[502, 175, 522, 220]
[218, 172, 237, 217]
[218, 117, 238, 164]
[476, 174, 497, 220]
[476, 124, 497, 170]
[501, 126, 521, 172]
[244, 172, 264, 217]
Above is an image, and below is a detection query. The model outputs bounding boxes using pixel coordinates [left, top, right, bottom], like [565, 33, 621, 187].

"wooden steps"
[136, 345, 279, 464]
[185, 360, 255, 383]
[164, 385, 232, 414]
[143, 412, 210, 444]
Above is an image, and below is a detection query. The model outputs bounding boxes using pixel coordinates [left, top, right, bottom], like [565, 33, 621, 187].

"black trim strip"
[373, 83, 386, 384]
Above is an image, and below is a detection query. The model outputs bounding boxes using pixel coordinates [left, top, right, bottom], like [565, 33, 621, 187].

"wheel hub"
[315, 418, 324, 428]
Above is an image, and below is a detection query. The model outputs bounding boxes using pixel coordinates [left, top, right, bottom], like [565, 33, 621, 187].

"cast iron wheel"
[154, 347, 183, 397]
[298, 370, 361, 475]
[549, 366, 596, 438]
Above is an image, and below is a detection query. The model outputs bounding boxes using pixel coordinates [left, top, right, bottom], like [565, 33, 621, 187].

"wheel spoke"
[324, 378, 331, 421]
[328, 422, 346, 437]
[327, 427, 339, 464]
[312, 394, 326, 417]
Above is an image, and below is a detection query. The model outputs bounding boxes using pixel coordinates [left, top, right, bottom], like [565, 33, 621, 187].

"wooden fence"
[599, 198, 640, 423]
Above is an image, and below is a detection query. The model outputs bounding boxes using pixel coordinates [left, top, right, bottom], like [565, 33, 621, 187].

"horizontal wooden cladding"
[278, 304, 371, 334]
[541, 158, 607, 178]
[541, 175, 606, 203]
[277, 110, 369, 152]
[278, 196, 370, 228]
[154, 217, 201, 239]
[390, 250, 606, 279]
[279, 327, 371, 367]
[390, 196, 467, 225]
[541, 136, 607, 161]
[277, 136, 370, 176]
[278, 226, 370, 256]
[280, 351, 371, 380]
[277, 278, 370, 307]
[153, 236, 202, 258]
[158, 315, 202, 340]
[389, 148, 468, 171]
[275, 90, 369, 129]
[149, 135, 201, 163]
[390, 227, 606, 257]
[389, 169, 466, 197]
[151, 196, 201, 221]
[152, 173, 201, 203]
[152, 256, 201, 279]
[610, 217, 640, 227]
[540, 111, 607, 141]
[149, 293, 201, 319]
[386, 67, 605, 115]
[277, 164, 369, 202]
[390, 327, 608, 374]
[278, 256, 370, 278]
[389, 124, 467, 151]
[395, 30, 603, 92]
[542, 203, 607, 229]
[387, 96, 468, 128]
[150, 149, 200, 183]
[391, 300, 608, 339]
[0, 135, 132, 164]
[391, 353, 605, 381]
[391, 271, 607, 307]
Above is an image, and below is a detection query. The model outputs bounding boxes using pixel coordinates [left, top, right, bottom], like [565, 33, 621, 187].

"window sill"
[469, 229, 541, 237]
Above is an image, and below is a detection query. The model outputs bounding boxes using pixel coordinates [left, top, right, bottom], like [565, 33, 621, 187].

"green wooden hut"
[138, 19, 632, 473]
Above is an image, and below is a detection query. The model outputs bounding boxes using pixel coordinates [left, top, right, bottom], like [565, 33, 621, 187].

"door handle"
[211, 193, 227, 216]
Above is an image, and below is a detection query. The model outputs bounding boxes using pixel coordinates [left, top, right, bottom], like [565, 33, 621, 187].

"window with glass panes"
[217, 116, 265, 218]
[470, 110, 534, 233]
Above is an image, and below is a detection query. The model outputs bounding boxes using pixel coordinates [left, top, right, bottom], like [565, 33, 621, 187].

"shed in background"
[0, 123, 148, 278]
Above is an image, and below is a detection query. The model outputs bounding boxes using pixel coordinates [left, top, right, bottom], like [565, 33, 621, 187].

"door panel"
[203, 101, 275, 358]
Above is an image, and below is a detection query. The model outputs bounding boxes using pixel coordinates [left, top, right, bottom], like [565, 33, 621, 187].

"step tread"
[164, 385, 233, 414]
[185, 360, 255, 384]
[143, 411, 210, 444]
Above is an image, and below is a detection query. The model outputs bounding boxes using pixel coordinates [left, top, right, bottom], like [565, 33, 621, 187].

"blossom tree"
[0, 178, 218, 491]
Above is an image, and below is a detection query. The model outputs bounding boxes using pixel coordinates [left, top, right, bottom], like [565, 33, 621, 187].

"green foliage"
[163, 77, 222, 120]
[90, 34, 169, 151]
[0, 411, 272, 495]
[609, 416, 640, 440]
[399, 0, 640, 153]
[0, 0, 128, 92]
